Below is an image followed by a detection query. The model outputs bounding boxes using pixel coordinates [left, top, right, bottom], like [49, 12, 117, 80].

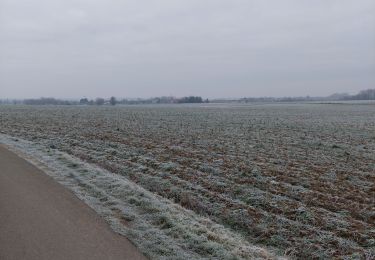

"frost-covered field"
[0, 103, 374, 259]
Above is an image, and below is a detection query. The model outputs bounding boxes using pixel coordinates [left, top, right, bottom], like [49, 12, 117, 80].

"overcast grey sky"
[0, 0, 374, 99]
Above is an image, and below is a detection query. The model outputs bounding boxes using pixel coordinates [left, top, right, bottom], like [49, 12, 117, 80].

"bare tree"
[109, 96, 117, 106]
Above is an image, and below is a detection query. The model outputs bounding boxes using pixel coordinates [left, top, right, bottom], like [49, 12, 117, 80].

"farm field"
[0, 103, 374, 259]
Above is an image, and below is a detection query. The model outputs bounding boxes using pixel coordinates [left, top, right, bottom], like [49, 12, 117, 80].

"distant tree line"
[1, 89, 374, 105]
[177, 96, 207, 103]
[23, 98, 78, 105]
[2, 96, 207, 106]
[233, 89, 375, 103]
[80, 96, 207, 105]
[342, 89, 375, 100]
[0, 99, 23, 105]
[79, 98, 106, 106]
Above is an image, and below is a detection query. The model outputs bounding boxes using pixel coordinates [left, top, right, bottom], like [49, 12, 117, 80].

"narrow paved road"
[0, 145, 146, 260]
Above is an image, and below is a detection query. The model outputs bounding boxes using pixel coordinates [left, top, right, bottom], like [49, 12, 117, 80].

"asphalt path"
[0, 145, 146, 260]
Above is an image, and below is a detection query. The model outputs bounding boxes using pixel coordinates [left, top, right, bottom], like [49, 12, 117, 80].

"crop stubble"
[0, 103, 374, 259]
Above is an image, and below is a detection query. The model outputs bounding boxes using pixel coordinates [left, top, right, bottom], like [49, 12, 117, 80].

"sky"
[0, 0, 374, 99]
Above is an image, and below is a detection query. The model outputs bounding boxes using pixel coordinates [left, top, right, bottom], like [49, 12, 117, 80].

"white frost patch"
[0, 134, 280, 259]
